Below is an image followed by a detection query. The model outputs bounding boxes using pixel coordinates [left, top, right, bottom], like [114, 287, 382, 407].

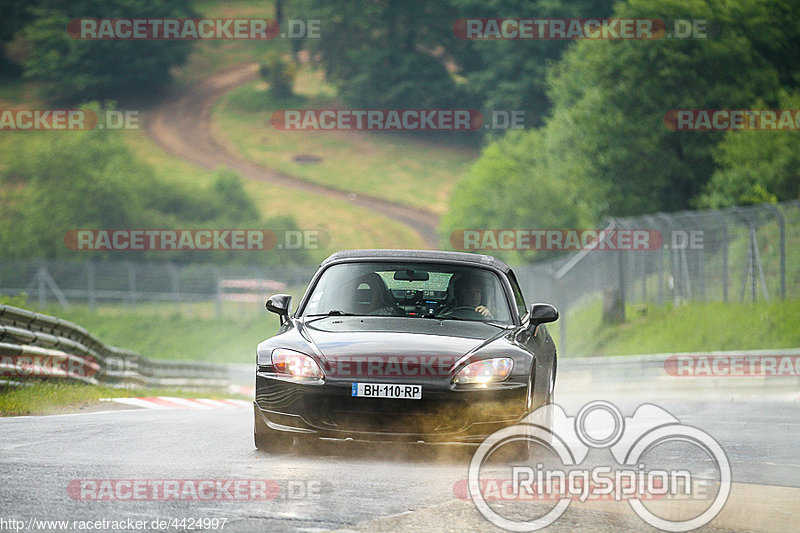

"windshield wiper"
[428, 314, 508, 328]
[426, 313, 469, 321]
[306, 310, 363, 317]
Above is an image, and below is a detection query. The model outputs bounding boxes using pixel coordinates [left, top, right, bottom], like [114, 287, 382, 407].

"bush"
[259, 55, 297, 99]
[0, 104, 310, 265]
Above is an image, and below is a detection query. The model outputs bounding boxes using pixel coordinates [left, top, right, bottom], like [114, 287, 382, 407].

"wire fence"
[514, 200, 800, 354]
[0, 260, 316, 316]
[1, 201, 797, 350]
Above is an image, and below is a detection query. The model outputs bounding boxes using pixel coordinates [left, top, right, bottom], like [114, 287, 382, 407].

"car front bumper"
[254, 374, 531, 443]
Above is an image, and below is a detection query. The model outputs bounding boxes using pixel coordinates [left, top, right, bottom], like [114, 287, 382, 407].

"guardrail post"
[657, 240, 664, 305]
[213, 266, 222, 318]
[751, 224, 769, 301]
[766, 204, 786, 300]
[168, 262, 180, 313]
[559, 303, 567, 357]
[640, 251, 646, 303]
[125, 261, 137, 307]
[37, 266, 46, 308]
[617, 251, 626, 321]
[697, 220, 705, 301]
[721, 220, 729, 303]
[87, 261, 96, 311]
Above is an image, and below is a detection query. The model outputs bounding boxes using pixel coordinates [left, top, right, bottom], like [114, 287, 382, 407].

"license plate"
[351, 383, 422, 399]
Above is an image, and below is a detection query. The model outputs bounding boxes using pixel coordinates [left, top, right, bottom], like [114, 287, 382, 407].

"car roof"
[319, 249, 511, 273]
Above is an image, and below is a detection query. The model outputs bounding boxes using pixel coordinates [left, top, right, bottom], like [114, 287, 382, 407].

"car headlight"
[453, 358, 513, 384]
[271, 349, 324, 379]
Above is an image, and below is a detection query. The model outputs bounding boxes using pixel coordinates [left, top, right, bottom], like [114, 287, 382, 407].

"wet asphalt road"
[1, 385, 798, 532]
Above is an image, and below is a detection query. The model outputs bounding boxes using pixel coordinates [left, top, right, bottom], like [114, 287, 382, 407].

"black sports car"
[254, 249, 558, 451]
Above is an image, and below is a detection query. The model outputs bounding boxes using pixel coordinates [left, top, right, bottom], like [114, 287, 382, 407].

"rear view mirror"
[266, 294, 292, 325]
[527, 303, 558, 328]
[394, 269, 429, 281]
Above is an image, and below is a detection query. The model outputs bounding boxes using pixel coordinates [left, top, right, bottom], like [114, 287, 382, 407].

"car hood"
[298, 316, 510, 360]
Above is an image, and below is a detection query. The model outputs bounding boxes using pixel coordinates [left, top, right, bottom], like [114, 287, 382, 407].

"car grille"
[307, 396, 469, 434]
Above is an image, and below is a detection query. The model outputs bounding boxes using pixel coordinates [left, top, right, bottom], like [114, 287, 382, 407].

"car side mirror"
[266, 294, 292, 325]
[526, 303, 558, 329]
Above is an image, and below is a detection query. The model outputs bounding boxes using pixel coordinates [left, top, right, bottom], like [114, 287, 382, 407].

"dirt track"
[144, 63, 440, 248]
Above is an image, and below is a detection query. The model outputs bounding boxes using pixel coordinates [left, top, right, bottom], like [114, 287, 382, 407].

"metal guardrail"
[0, 304, 230, 389]
[558, 348, 800, 394]
[3, 303, 795, 397]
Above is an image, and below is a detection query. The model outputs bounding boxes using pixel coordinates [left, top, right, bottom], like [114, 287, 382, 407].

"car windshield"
[301, 262, 513, 324]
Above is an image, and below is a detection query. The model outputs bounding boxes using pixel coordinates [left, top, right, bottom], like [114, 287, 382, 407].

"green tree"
[290, 0, 469, 108]
[700, 92, 800, 208]
[0, 106, 307, 265]
[539, 0, 800, 215]
[445, 0, 800, 251]
[448, 0, 615, 128]
[259, 54, 297, 99]
[16, 0, 195, 102]
[441, 129, 601, 262]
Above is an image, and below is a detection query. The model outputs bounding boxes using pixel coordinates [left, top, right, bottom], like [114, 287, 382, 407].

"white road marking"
[100, 397, 250, 410]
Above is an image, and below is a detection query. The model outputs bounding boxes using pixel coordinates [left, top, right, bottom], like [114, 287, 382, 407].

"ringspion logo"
[468, 401, 730, 531]
[454, 475, 700, 502]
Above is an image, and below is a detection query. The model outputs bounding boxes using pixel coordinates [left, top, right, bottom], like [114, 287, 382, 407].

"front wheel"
[512, 363, 556, 462]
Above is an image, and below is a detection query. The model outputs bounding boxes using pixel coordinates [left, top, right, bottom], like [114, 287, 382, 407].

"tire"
[510, 362, 556, 463]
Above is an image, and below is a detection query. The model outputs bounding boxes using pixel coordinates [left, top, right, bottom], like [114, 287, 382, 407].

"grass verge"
[553, 296, 800, 357]
[124, 128, 428, 254]
[0, 382, 245, 416]
[214, 71, 478, 216]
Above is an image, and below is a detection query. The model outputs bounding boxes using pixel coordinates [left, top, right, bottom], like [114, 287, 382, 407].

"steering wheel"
[444, 306, 483, 319]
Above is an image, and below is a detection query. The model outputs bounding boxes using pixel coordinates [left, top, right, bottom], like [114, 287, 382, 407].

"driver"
[452, 276, 493, 318]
